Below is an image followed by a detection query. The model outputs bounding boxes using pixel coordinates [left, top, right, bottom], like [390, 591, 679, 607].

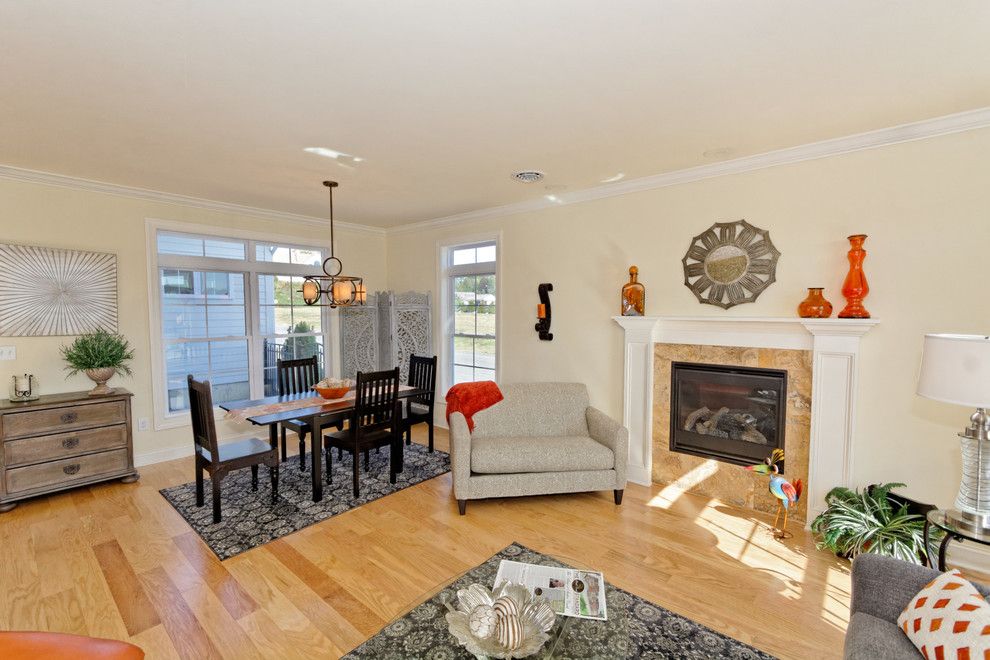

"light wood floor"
[0, 426, 851, 659]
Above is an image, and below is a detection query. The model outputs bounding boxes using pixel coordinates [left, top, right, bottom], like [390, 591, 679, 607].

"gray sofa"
[449, 383, 628, 514]
[846, 554, 990, 658]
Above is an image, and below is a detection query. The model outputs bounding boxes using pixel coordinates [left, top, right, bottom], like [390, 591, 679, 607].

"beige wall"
[386, 127, 990, 509]
[0, 178, 387, 462]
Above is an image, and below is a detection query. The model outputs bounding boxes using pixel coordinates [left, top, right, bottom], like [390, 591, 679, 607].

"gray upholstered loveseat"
[846, 554, 990, 658]
[449, 383, 628, 514]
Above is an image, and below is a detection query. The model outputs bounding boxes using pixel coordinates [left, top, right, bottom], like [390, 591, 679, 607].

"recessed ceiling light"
[600, 173, 625, 183]
[511, 170, 545, 183]
[702, 147, 735, 159]
[304, 147, 365, 163]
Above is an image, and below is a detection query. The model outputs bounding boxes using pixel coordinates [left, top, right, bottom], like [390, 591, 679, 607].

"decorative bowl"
[312, 379, 353, 399]
[444, 582, 556, 659]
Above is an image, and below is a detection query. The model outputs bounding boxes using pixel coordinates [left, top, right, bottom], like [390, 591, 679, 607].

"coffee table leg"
[311, 415, 323, 502]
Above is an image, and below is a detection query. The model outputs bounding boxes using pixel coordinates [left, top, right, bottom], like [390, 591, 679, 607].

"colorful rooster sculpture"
[746, 449, 803, 538]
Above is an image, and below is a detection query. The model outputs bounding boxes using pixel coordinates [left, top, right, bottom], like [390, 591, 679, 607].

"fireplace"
[670, 361, 787, 468]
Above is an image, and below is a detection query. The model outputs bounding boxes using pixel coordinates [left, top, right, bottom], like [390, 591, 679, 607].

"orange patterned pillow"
[897, 569, 990, 659]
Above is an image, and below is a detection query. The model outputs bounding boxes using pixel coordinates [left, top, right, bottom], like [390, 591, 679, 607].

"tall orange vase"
[838, 234, 870, 318]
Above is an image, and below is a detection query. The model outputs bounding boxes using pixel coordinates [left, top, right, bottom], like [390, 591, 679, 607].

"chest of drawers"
[0, 389, 138, 512]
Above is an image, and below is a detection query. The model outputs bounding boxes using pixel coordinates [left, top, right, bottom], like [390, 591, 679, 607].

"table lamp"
[917, 334, 990, 533]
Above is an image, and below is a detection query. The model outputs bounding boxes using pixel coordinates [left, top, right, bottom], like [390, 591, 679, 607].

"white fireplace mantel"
[613, 315, 879, 520]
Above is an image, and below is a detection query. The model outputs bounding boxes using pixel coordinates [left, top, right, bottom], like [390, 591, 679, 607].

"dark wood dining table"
[219, 385, 429, 503]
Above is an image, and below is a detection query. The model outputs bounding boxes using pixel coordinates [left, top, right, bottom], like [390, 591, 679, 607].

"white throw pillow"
[897, 568, 990, 659]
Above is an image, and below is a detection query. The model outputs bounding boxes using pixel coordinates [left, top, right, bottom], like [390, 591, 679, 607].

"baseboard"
[626, 463, 652, 487]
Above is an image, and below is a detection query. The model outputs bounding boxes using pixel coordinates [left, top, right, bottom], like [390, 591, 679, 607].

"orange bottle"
[838, 234, 870, 318]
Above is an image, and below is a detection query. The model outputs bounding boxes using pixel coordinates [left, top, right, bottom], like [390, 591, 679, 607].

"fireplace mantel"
[613, 315, 879, 521]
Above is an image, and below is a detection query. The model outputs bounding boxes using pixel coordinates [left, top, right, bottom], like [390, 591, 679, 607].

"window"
[150, 227, 329, 424]
[442, 240, 498, 389]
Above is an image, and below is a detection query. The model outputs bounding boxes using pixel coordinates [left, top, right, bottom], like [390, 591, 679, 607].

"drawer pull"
[63, 464, 81, 476]
[61, 437, 80, 449]
[60, 412, 78, 424]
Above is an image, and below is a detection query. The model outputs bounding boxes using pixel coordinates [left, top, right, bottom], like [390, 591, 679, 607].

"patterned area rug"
[160, 444, 450, 559]
[343, 543, 776, 659]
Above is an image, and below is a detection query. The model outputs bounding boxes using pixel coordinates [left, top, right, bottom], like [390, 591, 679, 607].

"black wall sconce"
[535, 283, 553, 341]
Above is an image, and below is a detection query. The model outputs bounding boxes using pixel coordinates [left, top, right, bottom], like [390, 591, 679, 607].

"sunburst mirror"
[681, 220, 780, 309]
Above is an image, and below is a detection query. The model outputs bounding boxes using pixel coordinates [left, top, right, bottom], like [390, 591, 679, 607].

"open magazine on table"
[493, 559, 607, 621]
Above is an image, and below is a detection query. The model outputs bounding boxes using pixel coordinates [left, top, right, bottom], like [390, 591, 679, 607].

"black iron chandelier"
[300, 180, 366, 308]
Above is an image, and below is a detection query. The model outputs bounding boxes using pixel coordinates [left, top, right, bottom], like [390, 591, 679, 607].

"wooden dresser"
[0, 389, 138, 512]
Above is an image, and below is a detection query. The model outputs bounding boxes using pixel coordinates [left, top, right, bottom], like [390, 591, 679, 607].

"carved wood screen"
[338, 291, 432, 381]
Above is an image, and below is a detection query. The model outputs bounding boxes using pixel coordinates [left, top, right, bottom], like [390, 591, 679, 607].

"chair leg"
[364, 449, 370, 472]
[251, 465, 259, 491]
[352, 448, 360, 498]
[338, 448, 343, 460]
[428, 420, 434, 453]
[270, 464, 279, 505]
[280, 426, 287, 463]
[211, 475, 222, 524]
[299, 429, 307, 472]
[614, 489, 624, 505]
[325, 446, 333, 485]
[457, 499, 467, 515]
[405, 424, 411, 446]
[195, 463, 204, 507]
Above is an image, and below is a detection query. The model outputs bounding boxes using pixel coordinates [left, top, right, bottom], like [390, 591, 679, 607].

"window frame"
[437, 233, 501, 397]
[146, 219, 334, 430]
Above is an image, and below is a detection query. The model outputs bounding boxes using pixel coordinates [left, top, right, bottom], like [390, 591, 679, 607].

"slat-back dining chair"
[277, 356, 344, 471]
[187, 375, 279, 523]
[402, 354, 438, 452]
[323, 368, 401, 498]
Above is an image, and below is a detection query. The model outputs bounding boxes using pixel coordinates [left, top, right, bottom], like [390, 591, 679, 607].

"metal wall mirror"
[681, 220, 780, 309]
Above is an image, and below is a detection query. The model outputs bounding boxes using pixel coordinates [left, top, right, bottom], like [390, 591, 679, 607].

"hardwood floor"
[0, 426, 851, 659]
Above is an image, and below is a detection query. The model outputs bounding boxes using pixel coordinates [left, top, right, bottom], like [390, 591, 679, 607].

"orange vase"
[838, 234, 870, 318]
[798, 288, 832, 318]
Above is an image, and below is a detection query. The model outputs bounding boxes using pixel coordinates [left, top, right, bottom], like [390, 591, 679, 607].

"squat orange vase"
[838, 234, 870, 318]
[798, 288, 833, 318]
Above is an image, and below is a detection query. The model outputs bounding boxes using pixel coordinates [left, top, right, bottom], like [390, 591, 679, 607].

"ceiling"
[1, 1, 989, 228]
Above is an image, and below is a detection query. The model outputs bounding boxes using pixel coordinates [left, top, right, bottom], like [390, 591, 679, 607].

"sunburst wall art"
[0, 243, 118, 336]
[681, 220, 780, 309]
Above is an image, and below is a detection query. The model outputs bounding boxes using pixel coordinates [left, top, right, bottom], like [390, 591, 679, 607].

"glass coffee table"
[342, 548, 630, 659]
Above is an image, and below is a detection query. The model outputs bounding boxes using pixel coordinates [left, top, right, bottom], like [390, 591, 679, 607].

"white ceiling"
[1, 1, 989, 228]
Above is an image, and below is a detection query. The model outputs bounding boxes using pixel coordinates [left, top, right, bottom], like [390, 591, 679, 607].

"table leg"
[268, 423, 278, 451]
[938, 533, 953, 572]
[310, 415, 323, 502]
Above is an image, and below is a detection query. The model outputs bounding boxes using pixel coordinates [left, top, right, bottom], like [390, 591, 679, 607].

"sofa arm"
[449, 412, 473, 499]
[586, 406, 628, 487]
[850, 554, 942, 623]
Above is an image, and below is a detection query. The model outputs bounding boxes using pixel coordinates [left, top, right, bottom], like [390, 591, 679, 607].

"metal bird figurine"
[746, 449, 803, 538]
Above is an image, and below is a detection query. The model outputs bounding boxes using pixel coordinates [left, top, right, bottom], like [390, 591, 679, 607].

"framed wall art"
[681, 220, 780, 309]
[0, 243, 118, 336]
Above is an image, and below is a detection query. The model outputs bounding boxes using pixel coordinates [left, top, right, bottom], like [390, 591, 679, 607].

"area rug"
[160, 444, 450, 559]
[343, 542, 776, 659]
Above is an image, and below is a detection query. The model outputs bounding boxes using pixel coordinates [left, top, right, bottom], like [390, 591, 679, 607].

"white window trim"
[146, 218, 336, 430]
[436, 231, 502, 397]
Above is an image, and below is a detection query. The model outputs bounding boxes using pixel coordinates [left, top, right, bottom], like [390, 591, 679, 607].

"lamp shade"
[917, 334, 990, 408]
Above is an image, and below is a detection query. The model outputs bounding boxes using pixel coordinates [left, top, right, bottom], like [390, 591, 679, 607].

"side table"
[924, 509, 990, 571]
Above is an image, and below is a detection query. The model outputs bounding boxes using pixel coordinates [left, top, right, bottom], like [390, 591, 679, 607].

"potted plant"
[811, 482, 935, 565]
[61, 329, 135, 396]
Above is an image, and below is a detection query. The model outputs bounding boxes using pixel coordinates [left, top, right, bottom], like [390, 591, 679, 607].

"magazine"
[493, 560, 607, 621]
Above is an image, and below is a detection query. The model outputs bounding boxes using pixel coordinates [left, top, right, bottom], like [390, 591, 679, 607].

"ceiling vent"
[511, 170, 545, 183]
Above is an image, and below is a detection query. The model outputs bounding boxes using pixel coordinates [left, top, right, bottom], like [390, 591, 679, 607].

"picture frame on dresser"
[0, 389, 138, 512]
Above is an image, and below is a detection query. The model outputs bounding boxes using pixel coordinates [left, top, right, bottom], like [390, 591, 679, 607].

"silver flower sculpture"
[444, 582, 557, 658]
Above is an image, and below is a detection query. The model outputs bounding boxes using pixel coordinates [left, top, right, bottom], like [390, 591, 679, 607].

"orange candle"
[537, 303, 546, 319]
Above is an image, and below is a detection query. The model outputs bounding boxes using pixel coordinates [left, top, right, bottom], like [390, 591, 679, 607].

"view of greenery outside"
[283, 321, 318, 359]
[453, 273, 496, 382]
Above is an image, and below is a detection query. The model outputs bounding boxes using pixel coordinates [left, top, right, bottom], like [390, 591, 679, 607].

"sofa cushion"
[897, 569, 990, 658]
[471, 436, 614, 474]
[471, 383, 590, 439]
[844, 611, 920, 659]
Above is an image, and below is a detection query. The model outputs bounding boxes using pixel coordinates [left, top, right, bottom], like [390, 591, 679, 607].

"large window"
[152, 227, 329, 423]
[444, 240, 497, 388]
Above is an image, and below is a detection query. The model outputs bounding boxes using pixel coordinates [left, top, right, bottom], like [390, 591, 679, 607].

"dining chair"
[402, 354, 438, 452]
[187, 375, 279, 524]
[277, 356, 343, 471]
[323, 368, 401, 498]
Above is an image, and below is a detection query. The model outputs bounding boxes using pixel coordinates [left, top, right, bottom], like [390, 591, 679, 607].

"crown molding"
[388, 106, 990, 235]
[0, 164, 386, 235]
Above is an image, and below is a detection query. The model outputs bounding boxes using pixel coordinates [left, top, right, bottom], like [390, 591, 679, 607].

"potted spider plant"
[811, 482, 936, 565]
[61, 329, 135, 396]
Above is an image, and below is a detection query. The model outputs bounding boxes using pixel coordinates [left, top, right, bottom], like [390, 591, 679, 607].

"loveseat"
[449, 383, 628, 514]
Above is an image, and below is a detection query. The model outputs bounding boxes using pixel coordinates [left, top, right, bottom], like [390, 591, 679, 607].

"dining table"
[219, 385, 429, 503]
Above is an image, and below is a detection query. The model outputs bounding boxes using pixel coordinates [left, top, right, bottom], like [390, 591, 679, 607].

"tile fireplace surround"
[613, 316, 878, 523]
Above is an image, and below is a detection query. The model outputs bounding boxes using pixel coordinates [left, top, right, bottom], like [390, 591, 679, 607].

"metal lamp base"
[945, 509, 990, 538]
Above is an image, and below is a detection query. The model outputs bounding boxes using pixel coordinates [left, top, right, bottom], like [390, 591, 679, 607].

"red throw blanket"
[445, 381, 503, 431]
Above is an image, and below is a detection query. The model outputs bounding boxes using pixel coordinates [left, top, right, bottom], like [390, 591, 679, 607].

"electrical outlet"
[138, 418, 150, 431]
[0, 346, 15, 361]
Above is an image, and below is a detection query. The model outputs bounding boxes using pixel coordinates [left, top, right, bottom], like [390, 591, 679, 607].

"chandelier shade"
[300, 180, 365, 308]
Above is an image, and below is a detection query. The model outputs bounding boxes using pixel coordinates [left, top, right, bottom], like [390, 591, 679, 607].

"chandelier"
[300, 180, 366, 308]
